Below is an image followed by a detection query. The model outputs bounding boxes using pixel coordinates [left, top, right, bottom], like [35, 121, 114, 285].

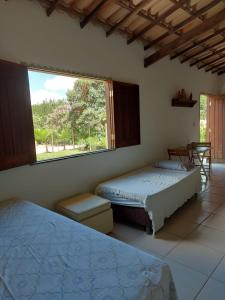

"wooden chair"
[168, 148, 192, 162]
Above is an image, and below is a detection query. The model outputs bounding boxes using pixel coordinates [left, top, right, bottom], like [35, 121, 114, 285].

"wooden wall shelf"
[172, 98, 197, 107]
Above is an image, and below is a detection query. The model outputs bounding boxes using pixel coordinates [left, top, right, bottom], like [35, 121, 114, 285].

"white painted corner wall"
[218, 74, 225, 94]
[0, 0, 219, 208]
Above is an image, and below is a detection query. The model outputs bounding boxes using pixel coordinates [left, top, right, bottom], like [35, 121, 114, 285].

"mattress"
[0, 199, 177, 300]
[96, 166, 201, 233]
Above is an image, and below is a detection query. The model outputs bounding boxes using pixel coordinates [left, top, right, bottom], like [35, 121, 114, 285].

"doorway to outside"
[200, 94, 208, 143]
[200, 93, 225, 162]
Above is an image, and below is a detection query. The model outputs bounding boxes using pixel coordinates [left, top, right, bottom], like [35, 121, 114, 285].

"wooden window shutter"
[0, 60, 36, 171]
[112, 81, 140, 148]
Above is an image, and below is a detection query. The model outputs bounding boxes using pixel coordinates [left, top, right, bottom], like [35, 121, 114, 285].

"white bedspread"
[96, 166, 201, 233]
[0, 200, 177, 300]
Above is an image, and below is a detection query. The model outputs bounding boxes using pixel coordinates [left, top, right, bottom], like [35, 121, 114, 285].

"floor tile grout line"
[194, 253, 225, 299]
[193, 166, 225, 299]
[165, 255, 211, 277]
[162, 225, 199, 240]
[183, 231, 225, 256]
[201, 222, 225, 235]
[165, 247, 224, 278]
[165, 220, 225, 277]
[112, 165, 225, 300]
[163, 224, 201, 251]
[210, 275, 225, 285]
[202, 191, 225, 197]
[161, 200, 222, 258]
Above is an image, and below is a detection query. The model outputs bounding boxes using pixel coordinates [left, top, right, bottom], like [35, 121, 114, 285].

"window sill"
[32, 148, 115, 166]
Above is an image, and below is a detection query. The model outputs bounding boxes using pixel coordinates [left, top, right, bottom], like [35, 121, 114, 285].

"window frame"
[28, 66, 114, 163]
[32, 148, 114, 165]
[0, 61, 141, 170]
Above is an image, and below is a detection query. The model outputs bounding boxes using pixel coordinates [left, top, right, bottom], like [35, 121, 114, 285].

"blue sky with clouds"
[28, 70, 77, 104]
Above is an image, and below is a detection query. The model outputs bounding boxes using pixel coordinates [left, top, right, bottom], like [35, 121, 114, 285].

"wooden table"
[192, 146, 210, 178]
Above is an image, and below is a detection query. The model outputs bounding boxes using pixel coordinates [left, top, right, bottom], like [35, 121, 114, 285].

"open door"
[207, 94, 225, 160]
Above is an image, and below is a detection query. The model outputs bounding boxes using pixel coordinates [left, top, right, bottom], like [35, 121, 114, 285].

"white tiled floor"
[111, 163, 225, 300]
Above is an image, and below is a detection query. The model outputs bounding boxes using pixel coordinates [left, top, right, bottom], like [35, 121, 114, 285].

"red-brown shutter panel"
[112, 81, 140, 148]
[0, 60, 36, 171]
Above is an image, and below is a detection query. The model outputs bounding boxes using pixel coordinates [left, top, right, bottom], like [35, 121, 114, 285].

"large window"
[28, 70, 109, 161]
[0, 60, 140, 171]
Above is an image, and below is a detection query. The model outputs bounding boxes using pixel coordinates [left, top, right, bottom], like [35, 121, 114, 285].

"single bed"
[96, 165, 201, 234]
[0, 199, 176, 300]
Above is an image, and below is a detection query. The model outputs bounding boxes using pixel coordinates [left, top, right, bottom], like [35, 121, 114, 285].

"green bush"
[200, 127, 207, 142]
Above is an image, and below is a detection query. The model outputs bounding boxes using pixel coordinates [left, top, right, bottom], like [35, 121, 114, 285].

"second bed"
[96, 165, 201, 234]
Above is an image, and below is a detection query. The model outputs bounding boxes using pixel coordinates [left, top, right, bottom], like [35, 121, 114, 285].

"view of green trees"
[200, 94, 208, 142]
[32, 78, 108, 161]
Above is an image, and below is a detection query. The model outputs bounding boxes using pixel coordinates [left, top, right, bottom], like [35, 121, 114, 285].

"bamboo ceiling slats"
[32, 0, 225, 75]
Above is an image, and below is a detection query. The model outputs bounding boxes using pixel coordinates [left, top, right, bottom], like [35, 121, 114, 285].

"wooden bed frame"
[112, 204, 152, 234]
[112, 193, 198, 235]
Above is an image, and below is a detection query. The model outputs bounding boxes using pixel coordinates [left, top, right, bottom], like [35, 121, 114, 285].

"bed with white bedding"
[0, 199, 176, 300]
[96, 165, 201, 234]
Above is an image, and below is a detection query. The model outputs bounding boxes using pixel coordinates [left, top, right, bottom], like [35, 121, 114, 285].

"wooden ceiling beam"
[181, 38, 225, 63]
[212, 64, 225, 73]
[190, 44, 225, 66]
[46, 0, 60, 16]
[127, 0, 189, 45]
[106, 0, 153, 37]
[144, 8, 225, 68]
[218, 68, 225, 75]
[80, 0, 109, 28]
[198, 53, 225, 69]
[170, 0, 204, 21]
[144, 0, 221, 51]
[171, 26, 225, 60]
[38, 0, 150, 43]
[116, 0, 181, 39]
[206, 60, 225, 72]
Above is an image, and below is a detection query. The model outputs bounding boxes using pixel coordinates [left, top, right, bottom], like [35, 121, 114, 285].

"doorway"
[200, 94, 208, 143]
[200, 94, 225, 161]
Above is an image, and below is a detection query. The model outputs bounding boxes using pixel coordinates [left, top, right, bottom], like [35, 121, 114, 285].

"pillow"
[154, 160, 194, 171]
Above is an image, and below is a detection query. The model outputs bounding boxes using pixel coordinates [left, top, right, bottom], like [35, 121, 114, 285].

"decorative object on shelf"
[172, 89, 197, 107]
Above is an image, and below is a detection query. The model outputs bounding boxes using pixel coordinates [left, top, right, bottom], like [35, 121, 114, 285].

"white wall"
[0, 0, 219, 208]
[218, 74, 225, 94]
